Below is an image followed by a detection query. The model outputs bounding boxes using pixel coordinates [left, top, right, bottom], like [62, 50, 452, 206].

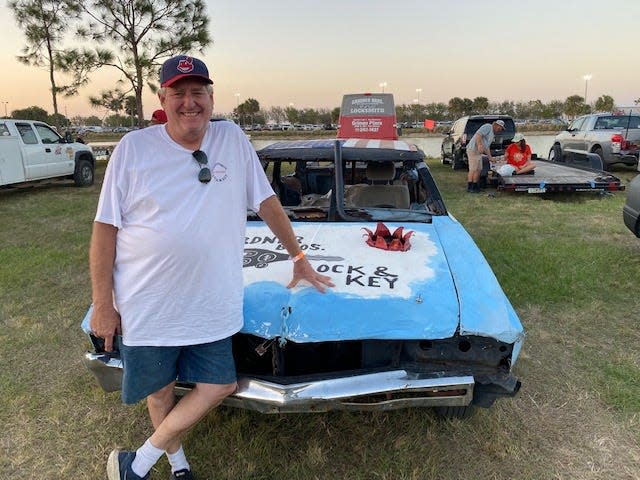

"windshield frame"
[253, 139, 445, 223]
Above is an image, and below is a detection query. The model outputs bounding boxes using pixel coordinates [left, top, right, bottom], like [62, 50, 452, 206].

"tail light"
[625, 140, 639, 152]
[611, 133, 624, 153]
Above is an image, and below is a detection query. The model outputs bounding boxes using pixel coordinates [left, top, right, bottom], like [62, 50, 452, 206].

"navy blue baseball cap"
[160, 55, 213, 88]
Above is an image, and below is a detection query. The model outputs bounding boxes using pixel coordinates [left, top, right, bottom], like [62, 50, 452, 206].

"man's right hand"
[90, 303, 121, 352]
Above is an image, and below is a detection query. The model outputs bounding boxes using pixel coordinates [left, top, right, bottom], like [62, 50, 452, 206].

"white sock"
[131, 439, 165, 477]
[166, 445, 190, 473]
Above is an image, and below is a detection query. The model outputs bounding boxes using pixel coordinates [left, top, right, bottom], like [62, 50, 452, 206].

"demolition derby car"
[82, 138, 524, 418]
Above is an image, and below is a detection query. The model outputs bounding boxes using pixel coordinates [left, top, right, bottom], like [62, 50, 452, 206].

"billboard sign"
[337, 93, 398, 140]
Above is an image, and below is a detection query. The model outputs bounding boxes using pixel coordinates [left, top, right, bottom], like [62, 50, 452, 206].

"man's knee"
[194, 382, 237, 405]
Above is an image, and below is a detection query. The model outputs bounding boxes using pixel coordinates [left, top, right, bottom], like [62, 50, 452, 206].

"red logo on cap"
[177, 57, 194, 74]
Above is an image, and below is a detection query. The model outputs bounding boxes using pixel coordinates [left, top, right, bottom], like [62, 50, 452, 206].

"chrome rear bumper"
[84, 352, 474, 413]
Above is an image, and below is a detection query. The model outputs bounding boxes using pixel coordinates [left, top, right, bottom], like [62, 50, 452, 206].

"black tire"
[441, 147, 450, 165]
[592, 147, 607, 171]
[74, 159, 94, 187]
[435, 405, 475, 419]
[451, 151, 466, 170]
[548, 143, 562, 162]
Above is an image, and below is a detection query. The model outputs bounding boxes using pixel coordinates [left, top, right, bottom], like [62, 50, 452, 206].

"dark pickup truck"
[441, 115, 516, 170]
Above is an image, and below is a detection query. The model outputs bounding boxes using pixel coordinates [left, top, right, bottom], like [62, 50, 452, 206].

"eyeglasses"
[192, 150, 211, 183]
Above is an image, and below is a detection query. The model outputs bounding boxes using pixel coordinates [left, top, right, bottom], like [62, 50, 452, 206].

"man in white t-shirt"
[90, 55, 334, 480]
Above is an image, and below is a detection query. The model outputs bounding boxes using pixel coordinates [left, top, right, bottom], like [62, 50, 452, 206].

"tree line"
[221, 94, 618, 127]
[397, 94, 618, 123]
[2, 92, 624, 130]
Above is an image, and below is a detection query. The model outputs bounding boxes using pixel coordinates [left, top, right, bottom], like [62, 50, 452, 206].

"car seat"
[346, 161, 410, 208]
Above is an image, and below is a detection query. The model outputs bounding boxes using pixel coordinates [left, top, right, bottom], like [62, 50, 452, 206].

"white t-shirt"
[95, 121, 274, 346]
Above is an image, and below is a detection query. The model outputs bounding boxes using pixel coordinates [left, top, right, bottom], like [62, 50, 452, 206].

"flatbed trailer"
[492, 159, 625, 194]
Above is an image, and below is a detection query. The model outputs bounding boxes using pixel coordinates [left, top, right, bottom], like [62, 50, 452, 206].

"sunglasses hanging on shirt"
[192, 150, 211, 184]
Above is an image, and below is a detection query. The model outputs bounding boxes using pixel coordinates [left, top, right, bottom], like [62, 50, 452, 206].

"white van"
[0, 119, 95, 188]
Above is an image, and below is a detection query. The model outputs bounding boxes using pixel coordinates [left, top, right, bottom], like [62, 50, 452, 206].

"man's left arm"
[486, 129, 496, 162]
[257, 195, 334, 292]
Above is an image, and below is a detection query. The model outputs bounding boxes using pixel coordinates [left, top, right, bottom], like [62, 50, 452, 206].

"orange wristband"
[291, 251, 305, 263]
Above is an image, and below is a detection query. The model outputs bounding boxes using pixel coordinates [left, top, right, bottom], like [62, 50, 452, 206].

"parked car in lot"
[82, 138, 524, 418]
[623, 165, 640, 237]
[548, 113, 640, 170]
[83, 125, 104, 133]
[0, 119, 95, 188]
[441, 115, 516, 170]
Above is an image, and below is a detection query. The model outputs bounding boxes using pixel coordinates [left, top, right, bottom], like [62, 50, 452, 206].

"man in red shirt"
[505, 133, 535, 174]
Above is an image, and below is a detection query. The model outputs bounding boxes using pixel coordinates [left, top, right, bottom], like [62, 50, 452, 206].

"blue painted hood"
[243, 218, 519, 346]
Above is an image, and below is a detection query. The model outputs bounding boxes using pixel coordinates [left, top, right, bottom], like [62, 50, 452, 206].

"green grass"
[1, 160, 640, 479]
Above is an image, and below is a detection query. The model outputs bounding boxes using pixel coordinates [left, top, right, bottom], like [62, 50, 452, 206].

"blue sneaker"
[107, 449, 150, 480]
[170, 468, 195, 479]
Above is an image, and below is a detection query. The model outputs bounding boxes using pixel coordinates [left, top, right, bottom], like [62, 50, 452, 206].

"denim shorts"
[118, 337, 237, 404]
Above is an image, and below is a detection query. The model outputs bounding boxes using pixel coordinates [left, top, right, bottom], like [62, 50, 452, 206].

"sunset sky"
[0, 0, 639, 120]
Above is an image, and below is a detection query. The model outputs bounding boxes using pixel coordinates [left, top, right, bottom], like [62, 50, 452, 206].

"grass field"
[1, 157, 639, 479]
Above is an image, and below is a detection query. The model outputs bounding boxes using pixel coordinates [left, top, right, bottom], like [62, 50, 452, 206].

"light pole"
[379, 82, 387, 93]
[413, 98, 419, 126]
[416, 88, 422, 104]
[1, 101, 8, 118]
[234, 93, 240, 125]
[583, 74, 592, 105]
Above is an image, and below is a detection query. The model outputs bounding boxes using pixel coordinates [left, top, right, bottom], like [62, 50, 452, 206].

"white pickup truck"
[548, 113, 640, 170]
[0, 119, 95, 188]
